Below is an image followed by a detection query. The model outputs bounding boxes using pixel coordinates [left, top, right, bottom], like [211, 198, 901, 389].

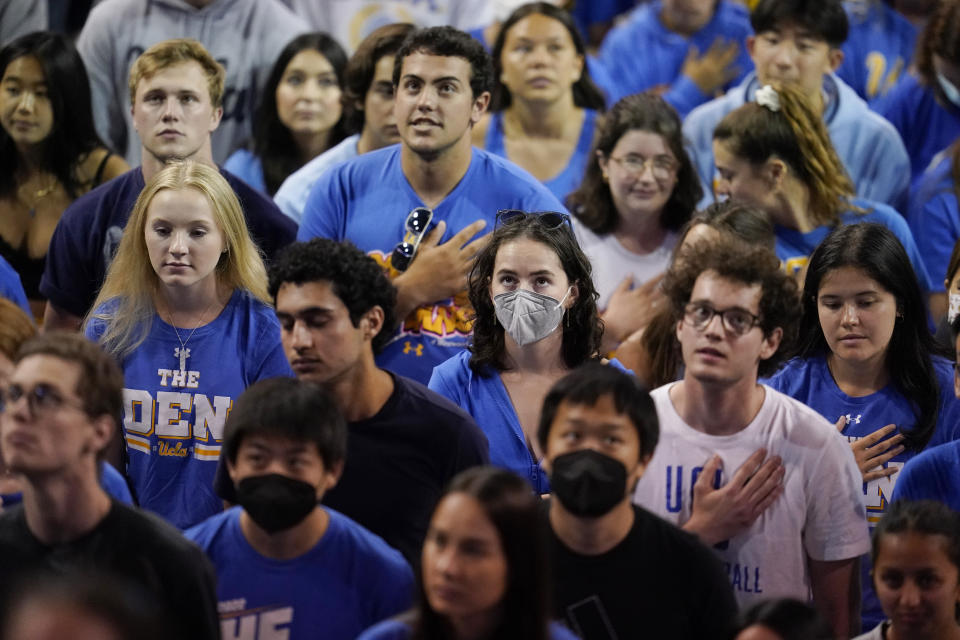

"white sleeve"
[802, 428, 871, 562]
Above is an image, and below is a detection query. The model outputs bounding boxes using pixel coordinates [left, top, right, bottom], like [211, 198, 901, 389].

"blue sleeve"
[891, 455, 929, 503]
[297, 169, 346, 241]
[249, 313, 295, 382]
[910, 190, 959, 290]
[884, 209, 933, 291]
[100, 461, 133, 504]
[427, 362, 464, 405]
[662, 75, 712, 120]
[369, 557, 415, 624]
[0, 258, 31, 317]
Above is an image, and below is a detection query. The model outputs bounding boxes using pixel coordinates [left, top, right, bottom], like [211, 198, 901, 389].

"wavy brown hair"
[567, 92, 701, 235]
[713, 83, 856, 227]
[467, 213, 601, 374]
[664, 233, 799, 378]
[916, 0, 960, 103]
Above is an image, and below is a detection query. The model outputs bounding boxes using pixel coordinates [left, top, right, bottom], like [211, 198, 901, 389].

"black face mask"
[550, 449, 627, 518]
[235, 473, 318, 533]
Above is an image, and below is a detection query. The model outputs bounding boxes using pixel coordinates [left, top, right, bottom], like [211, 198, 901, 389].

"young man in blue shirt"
[297, 26, 564, 384]
[187, 377, 414, 640]
[683, 0, 910, 211]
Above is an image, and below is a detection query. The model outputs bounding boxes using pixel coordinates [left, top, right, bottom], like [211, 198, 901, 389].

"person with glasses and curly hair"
[632, 233, 869, 638]
[428, 210, 602, 493]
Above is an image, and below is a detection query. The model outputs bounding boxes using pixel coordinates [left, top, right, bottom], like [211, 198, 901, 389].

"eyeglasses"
[609, 154, 678, 181]
[683, 302, 762, 336]
[495, 209, 572, 232]
[391, 207, 434, 272]
[0, 383, 86, 415]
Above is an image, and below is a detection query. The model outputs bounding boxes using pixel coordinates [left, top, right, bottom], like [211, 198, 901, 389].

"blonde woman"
[711, 82, 928, 285]
[85, 161, 292, 529]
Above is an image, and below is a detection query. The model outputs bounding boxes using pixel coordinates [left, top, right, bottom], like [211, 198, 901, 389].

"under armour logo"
[403, 341, 424, 356]
[845, 413, 862, 425]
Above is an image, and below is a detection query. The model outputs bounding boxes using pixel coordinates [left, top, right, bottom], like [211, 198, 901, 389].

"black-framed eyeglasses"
[495, 209, 572, 232]
[391, 207, 433, 272]
[0, 383, 86, 415]
[683, 302, 762, 336]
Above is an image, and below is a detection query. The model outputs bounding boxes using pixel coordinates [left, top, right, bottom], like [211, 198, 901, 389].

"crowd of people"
[3, 0, 960, 639]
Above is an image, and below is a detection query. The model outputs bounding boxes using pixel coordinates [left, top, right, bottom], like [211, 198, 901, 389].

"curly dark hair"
[341, 23, 415, 133]
[0, 31, 106, 199]
[566, 92, 701, 236]
[797, 223, 941, 451]
[467, 213, 601, 374]
[252, 32, 349, 196]
[663, 235, 800, 378]
[268, 239, 397, 354]
[490, 2, 604, 111]
[392, 26, 493, 99]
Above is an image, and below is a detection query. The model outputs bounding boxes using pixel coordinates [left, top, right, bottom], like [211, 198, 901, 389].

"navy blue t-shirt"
[40, 166, 296, 318]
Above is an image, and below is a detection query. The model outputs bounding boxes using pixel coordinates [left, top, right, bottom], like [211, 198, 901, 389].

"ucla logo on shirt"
[219, 598, 293, 640]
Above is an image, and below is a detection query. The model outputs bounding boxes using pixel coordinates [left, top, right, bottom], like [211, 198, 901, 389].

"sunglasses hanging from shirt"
[391, 207, 434, 272]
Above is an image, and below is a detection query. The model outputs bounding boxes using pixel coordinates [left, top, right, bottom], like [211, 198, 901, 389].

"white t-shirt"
[572, 219, 675, 309]
[633, 383, 870, 608]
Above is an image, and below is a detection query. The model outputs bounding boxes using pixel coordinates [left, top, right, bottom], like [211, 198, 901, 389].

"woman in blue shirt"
[428, 211, 602, 493]
[358, 466, 578, 640]
[224, 33, 349, 196]
[765, 221, 960, 630]
[472, 3, 605, 202]
[84, 161, 292, 528]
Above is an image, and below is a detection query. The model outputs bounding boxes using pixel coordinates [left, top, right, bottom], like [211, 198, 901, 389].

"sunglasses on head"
[391, 207, 434, 273]
[495, 209, 572, 232]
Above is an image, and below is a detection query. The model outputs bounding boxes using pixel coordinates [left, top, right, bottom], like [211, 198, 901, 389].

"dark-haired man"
[540, 363, 738, 640]
[0, 333, 219, 639]
[633, 237, 869, 638]
[274, 23, 415, 223]
[215, 239, 488, 564]
[297, 26, 565, 384]
[188, 377, 413, 640]
[684, 0, 910, 211]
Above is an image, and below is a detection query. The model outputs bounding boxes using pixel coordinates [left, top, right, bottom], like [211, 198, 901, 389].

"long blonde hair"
[86, 161, 270, 358]
[713, 83, 855, 227]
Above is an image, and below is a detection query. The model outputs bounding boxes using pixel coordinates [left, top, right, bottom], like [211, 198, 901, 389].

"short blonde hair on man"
[86, 161, 270, 358]
[128, 38, 225, 108]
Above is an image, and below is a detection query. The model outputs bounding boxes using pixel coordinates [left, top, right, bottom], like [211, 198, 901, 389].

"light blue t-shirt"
[85, 290, 294, 529]
[223, 148, 267, 195]
[765, 354, 960, 629]
[186, 506, 414, 640]
[597, 0, 754, 118]
[297, 145, 566, 384]
[273, 134, 361, 224]
[358, 618, 579, 640]
[483, 109, 597, 202]
[838, 0, 916, 105]
[774, 198, 930, 292]
[908, 154, 959, 290]
[876, 73, 960, 189]
[683, 72, 911, 212]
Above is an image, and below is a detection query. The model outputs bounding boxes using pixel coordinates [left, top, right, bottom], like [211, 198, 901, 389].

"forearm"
[43, 302, 83, 332]
[392, 272, 424, 324]
[809, 556, 859, 639]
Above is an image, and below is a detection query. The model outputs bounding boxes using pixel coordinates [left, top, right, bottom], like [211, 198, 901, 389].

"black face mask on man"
[550, 449, 628, 518]
[235, 473, 318, 533]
